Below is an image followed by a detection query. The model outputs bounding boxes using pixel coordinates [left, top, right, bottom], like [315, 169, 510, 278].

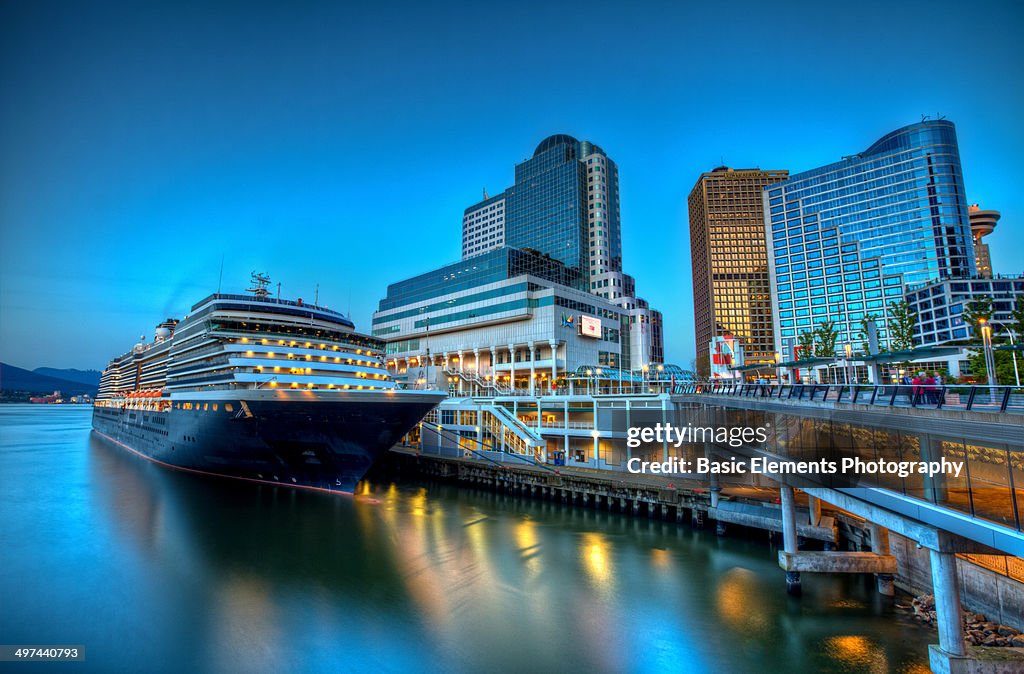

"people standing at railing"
[932, 372, 945, 405]
[923, 372, 937, 405]
[911, 372, 924, 405]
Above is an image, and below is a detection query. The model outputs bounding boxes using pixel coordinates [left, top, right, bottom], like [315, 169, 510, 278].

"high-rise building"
[465, 134, 627, 297]
[765, 120, 975, 352]
[462, 193, 506, 258]
[688, 167, 789, 377]
[460, 133, 661, 366]
[968, 204, 1000, 279]
[376, 133, 666, 385]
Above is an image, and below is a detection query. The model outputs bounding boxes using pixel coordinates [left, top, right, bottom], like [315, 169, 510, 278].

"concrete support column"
[549, 340, 558, 392]
[869, 523, 894, 596]
[489, 347, 497, 392]
[473, 349, 480, 394]
[780, 486, 801, 594]
[929, 549, 966, 657]
[508, 344, 516, 394]
[457, 351, 464, 394]
[807, 495, 821, 526]
[528, 342, 536, 396]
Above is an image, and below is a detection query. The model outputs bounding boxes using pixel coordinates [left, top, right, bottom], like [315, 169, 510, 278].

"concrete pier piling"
[780, 486, 801, 595]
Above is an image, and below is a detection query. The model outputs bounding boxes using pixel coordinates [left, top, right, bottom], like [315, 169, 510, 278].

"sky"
[2, 0, 1023, 370]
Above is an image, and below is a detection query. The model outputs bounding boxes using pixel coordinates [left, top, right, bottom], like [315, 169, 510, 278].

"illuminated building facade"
[688, 167, 789, 378]
[765, 120, 975, 352]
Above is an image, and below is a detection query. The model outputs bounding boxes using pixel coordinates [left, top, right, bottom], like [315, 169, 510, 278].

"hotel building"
[688, 167, 789, 377]
[764, 120, 975, 355]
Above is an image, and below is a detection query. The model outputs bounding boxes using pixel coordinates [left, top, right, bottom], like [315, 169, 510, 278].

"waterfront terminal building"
[373, 247, 664, 394]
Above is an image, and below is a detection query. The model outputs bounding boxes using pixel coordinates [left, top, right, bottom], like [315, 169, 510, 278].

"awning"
[856, 346, 964, 363]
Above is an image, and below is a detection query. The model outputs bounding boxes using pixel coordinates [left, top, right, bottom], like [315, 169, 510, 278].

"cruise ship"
[92, 274, 445, 493]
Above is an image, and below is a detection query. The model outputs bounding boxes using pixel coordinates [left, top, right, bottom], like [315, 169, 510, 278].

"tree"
[797, 330, 815, 359]
[814, 320, 839, 358]
[967, 349, 1017, 385]
[857, 313, 879, 355]
[1009, 295, 1024, 342]
[963, 297, 994, 343]
[887, 300, 917, 352]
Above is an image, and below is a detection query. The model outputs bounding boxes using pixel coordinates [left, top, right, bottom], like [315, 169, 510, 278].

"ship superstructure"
[92, 274, 444, 492]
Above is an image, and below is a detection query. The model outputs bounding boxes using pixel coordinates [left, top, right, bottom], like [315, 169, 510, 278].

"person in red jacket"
[923, 373, 937, 405]
[911, 372, 924, 405]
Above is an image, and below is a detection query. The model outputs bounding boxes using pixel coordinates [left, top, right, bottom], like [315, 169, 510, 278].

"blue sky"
[2, 0, 1022, 370]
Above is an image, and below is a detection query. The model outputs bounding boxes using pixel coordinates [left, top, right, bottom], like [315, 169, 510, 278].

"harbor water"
[0, 405, 936, 673]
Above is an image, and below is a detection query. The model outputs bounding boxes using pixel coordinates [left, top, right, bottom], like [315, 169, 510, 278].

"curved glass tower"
[765, 120, 975, 349]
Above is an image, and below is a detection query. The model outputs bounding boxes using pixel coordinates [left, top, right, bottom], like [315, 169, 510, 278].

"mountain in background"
[33, 367, 102, 387]
[0, 363, 99, 396]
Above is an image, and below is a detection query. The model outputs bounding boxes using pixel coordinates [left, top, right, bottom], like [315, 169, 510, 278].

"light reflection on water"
[0, 406, 936, 673]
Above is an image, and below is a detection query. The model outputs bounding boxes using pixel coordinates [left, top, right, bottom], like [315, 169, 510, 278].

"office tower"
[688, 167, 789, 378]
[968, 204, 1000, 279]
[765, 120, 975, 351]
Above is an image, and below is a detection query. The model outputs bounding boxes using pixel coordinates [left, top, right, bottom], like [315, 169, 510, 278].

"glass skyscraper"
[469, 134, 625, 296]
[765, 120, 975, 351]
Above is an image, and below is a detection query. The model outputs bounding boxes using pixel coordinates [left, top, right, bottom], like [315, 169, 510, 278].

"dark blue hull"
[92, 393, 441, 492]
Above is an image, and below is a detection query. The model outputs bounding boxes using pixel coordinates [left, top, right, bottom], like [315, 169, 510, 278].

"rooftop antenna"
[921, 114, 931, 122]
[276, 282, 281, 300]
[217, 253, 225, 294]
[936, 112, 946, 120]
[314, 283, 319, 306]
[247, 271, 271, 298]
[483, 188, 489, 200]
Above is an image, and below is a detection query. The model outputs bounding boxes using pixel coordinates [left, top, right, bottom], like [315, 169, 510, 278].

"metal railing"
[674, 383, 1024, 414]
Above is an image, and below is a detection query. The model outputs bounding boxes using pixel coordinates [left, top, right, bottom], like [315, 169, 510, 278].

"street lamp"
[595, 368, 603, 395]
[844, 342, 853, 385]
[984, 320, 1021, 388]
[979, 318, 997, 389]
[1008, 327, 1021, 387]
[586, 369, 593, 396]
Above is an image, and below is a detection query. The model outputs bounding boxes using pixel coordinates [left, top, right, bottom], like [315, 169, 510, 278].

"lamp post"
[642, 364, 649, 393]
[657, 364, 665, 393]
[986, 321, 1020, 388]
[586, 369, 593, 396]
[979, 318, 997, 393]
[844, 343, 853, 385]
[1008, 328, 1021, 387]
[595, 368, 603, 396]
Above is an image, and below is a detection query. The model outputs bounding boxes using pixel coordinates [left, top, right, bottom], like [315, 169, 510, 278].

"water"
[0, 405, 935, 673]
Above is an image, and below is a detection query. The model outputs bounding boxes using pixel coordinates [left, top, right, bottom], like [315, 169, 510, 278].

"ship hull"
[92, 390, 442, 493]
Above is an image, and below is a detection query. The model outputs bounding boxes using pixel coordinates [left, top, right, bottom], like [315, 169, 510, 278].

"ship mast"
[247, 272, 272, 298]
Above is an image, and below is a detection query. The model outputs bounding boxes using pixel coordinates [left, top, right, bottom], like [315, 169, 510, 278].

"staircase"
[444, 367, 512, 395]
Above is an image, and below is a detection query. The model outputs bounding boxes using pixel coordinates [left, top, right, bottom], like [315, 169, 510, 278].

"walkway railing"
[674, 383, 1024, 414]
